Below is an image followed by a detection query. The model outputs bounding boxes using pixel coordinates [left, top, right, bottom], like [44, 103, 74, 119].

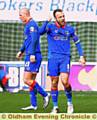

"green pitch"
[0, 91, 97, 113]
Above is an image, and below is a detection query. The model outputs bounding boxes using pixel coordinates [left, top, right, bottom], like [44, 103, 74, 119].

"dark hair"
[53, 9, 63, 18]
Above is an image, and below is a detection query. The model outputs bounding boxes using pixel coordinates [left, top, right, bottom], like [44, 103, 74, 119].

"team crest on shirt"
[30, 27, 35, 32]
[65, 31, 69, 36]
[55, 29, 58, 33]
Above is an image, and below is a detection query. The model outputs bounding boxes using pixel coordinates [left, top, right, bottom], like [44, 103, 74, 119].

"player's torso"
[49, 24, 72, 41]
[23, 20, 40, 54]
[47, 23, 73, 57]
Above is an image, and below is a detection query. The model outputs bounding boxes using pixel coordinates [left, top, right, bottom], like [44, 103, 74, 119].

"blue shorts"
[24, 53, 42, 72]
[48, 55, 70, 76]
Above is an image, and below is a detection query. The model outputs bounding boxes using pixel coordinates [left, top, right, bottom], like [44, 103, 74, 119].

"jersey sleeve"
[46, 23, 52, 33]
[70, 26, 79, 43]
[71, 26, 84, 56]
[20, 41, 25, 53]
[39, 21, 49, 35]
[28, 24, 39, 55]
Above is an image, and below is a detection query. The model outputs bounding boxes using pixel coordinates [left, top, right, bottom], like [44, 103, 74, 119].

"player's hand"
[16, 51, 23, 60]
[79, 56, 86, 66]
[46, 13, 52, 22]
[30, 55, 36, 62]
[48, 16, 52, 22]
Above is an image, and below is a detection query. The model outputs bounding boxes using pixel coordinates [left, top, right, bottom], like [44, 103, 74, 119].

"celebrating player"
[16, 8, 50, 110]
[42, 9, 86, 113]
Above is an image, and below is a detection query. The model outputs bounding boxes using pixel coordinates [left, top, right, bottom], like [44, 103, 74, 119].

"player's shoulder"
[66, 24, 74, 29]
[66, 24, 75, 32]
[47, 22, 55, 28]
[27, 19, 38, 28]
[27, 19, 38, 31]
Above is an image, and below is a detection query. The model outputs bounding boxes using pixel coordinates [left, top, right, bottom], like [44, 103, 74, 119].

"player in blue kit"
[43, 9, 86, 113]
[16, 8, 50, 111]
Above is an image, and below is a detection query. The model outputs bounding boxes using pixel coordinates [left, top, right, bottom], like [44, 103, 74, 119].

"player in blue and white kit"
[44, 9, 86, 113]
[16, 8, 50, 111]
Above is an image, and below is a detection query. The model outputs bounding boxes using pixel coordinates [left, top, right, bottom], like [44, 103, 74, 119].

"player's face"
[55, 12, 65, 27]
[19, 11, 27, 24]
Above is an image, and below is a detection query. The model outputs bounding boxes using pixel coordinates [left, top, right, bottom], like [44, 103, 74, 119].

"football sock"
[64, 85, 72, 105]
[51, 89, 58, 107]
[30, 81, 47, 97]
[30, 89, 37, 107]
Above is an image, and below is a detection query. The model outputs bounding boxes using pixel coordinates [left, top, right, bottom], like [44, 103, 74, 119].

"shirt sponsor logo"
[53, 36, 68, 41]
[65, 31, 70, 36]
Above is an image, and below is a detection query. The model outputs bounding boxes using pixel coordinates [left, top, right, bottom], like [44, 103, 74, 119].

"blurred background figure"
[0, 65, 10, 92]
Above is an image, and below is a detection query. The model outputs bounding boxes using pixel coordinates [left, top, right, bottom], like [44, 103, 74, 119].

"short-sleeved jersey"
[46, 23, 80, 58]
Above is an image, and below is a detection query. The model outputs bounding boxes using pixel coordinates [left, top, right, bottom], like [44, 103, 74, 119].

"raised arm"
[39, 17, 52, 35]
[39, 21, 49, 35]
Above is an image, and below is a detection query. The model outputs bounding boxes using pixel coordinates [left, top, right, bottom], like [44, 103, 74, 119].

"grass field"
[0, 91, 97, 113]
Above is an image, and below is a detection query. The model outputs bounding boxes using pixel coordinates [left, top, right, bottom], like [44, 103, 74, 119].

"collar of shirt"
[26, 18, 32, 24]
[55, 21, 66, 28]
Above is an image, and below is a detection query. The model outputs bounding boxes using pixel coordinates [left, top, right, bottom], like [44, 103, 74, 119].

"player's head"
[19, 8, 31, 24]
[53, 9, 65, 27]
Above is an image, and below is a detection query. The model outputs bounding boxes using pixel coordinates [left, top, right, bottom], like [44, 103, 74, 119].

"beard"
[56, 19, 65, 27]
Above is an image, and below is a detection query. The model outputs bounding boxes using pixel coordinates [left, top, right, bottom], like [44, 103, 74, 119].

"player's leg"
[21, 72, 37, 110]
[23, 72, 50, 109]
[22, 58, 50, 110]
[29, 72, 50, 109]
[60, 56, 73, 113]
[29, 56, 50, 109]
[60, 73, 73, 113]
[48, 58, 59, 113]
[50, 76, 59, 113]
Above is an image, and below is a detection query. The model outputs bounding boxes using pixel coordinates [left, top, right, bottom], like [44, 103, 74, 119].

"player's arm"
[16, 43, 25, 60]
[72, 32, 86, 66]
[29, 25, 39, 62]
[39, 21, 49, 35]
[39, 17, 52, 35]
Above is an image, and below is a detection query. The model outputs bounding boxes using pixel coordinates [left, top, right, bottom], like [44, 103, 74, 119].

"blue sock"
[30, 89, 37, 107]
[51, 90, 58, 107]
[65, 87, 72, 104]
[35, 82, 47, 97]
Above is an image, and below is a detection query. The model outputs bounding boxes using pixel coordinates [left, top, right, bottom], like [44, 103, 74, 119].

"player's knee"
[51, 76, 58, 90]
[62, 81, 69, 88]
[62, 81, 71, 90]
[24, 79, 31, 86]
[61, 78, 69, 88]
[61, 73, 69, 87]
[51, 82, 58, 89]
[61, 74, 67, 80]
